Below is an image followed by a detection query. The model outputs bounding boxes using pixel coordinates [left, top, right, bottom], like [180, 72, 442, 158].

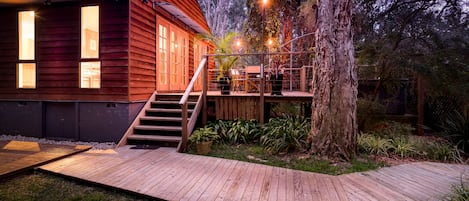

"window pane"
[17, 63, 36, 88]
[81, 6, 99, 58]
[18, 11, 35, 60]
[80, 62, 100, 88]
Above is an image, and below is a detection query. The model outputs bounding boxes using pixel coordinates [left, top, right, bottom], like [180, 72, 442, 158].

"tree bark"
[308, 0, 357, 160]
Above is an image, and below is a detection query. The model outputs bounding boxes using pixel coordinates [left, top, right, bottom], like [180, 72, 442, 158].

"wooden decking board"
[144, 153, 198, 197]
[0, 140, 91, 179]
[149, 154, 201, 199]
[178, 157, 225, 201]
[363, 169, 433, 200]
[38, 147, 469, 201]
[258, 165, 275, 201]
[171, 155, 226, 201]
[380, 165, 449, 195]
[267, 166, 281, 201]
[213, 160, 247, 201]
[243, 163, 269, 201]
[189, 158, 237, 201]
[397, 164, 459, 191]
[342, 174, 411, 200]
[226, 161, 256, 201]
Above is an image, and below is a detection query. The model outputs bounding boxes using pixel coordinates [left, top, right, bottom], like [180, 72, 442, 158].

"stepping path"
[39, 146, 469, 200]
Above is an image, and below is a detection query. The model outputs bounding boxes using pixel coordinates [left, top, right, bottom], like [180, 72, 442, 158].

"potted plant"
[199, 32, 239, 95]
[270, 57, 284, 96]
[189, 127, 220, 154]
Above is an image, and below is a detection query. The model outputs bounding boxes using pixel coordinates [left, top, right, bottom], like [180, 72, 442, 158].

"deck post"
[417, 76, 424, 136]
[181, 103, 188, 152]
[202, 55, 208, 125]
[260, 64, 265, 124]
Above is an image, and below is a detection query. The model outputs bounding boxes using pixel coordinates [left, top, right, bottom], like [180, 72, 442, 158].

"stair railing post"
[202, 55, 208, 125]
[181, 102, 188, 152]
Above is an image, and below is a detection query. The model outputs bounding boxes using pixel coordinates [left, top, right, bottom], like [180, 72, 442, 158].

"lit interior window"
[17, 63, 36, 89]
[19, 11, 35, 60]
[80, 62, 100, 88]
[81, 6, 99, 58]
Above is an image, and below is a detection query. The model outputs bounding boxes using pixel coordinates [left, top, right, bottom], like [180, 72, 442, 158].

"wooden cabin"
[0, 0, 211, 143]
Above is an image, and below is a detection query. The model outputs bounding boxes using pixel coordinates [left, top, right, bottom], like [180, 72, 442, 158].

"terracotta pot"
[196, 141, 213, 155]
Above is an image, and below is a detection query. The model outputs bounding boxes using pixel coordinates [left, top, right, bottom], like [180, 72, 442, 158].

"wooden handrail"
[178, 56, 208, 152]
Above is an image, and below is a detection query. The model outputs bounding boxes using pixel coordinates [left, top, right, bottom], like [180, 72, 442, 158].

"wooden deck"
[0, 140, 91, 179]
[39, 146, 469, 201]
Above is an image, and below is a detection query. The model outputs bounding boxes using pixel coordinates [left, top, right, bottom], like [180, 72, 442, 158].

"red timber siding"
[0, 1, 129, 101]
[128, 0, 157, 101]
[129, 0, 210, 100]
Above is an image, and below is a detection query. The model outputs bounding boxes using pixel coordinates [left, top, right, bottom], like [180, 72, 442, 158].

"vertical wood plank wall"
[129, 0, 156, 101]
[0, 1, 129, 101]
[213, 96, 260, 120]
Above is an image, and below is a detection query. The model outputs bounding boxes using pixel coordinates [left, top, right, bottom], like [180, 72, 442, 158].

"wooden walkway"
[39, 146, 469, 201]
[0, 140, 90, 179]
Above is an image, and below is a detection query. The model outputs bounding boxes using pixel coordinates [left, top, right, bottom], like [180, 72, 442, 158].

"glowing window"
[18, 11, 36, 89]
[19, 11, 35, 60]
[80, 62, 100, 88]
[81, 6, 99, 59]
[80, 6, 100, 89]
[17, 63, 36, 89]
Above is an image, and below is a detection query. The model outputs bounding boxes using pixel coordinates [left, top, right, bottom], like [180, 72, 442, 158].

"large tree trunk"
[308, 0, 357, 160]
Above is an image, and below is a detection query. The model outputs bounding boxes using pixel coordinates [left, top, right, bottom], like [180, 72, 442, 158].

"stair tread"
[140, 116, 186, 121]
[127, 134, 182, 142]
[135, 125, 182, 131]
[146, 108, 194, 112]
[152, 100, 197, 105]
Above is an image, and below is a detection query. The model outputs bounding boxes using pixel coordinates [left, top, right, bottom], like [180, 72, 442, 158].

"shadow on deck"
[39, 146, 469, 201]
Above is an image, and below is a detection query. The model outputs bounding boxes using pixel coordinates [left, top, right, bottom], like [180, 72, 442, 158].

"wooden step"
[134, 125, 182, 132]
[140, 116, 186, 122]
[127, 134, 182, 142]
[152, 100, 197, 105]
[146, 108, 193, 113]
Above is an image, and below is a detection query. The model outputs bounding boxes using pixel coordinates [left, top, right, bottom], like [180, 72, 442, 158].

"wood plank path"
[0, 140, 91, 179]
[39, 146, 469, 201]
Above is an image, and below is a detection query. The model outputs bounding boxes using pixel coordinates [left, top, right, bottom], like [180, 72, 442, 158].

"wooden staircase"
[118, 92, 199, 152]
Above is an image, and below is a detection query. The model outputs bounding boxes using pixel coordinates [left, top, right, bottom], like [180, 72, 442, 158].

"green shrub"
[358, 133, 393, 156]
[208, 120, 233, 140]
[409, 136, 463, 162]
[261, 115, 310, 154]
[392, 136, 416, 158]
[189, 127, 219, 144]
[226, 119, 260, 144]
[440, 110, 469, 152]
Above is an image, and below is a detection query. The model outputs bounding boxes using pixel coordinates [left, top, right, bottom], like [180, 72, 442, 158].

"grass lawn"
[0, 172, 153, 201]
[190, 143, 386, 175]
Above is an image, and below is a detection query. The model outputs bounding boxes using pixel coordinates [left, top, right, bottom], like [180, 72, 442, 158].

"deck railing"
[178, 56, 208, 152]
[207, 65, 313, 93]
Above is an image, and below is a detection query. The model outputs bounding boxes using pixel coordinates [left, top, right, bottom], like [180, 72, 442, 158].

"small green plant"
[208, 120, 233, 140]
[358, 133, 393, 156]
[409, 136, 463, 162]
[189, 127, 220, 144]
[226, 119, 260, 144]
[448, 181, 469, 201]
[440, 109, 469, 152]
[392, 136, 416, 158]
[261, 115, 310, 154]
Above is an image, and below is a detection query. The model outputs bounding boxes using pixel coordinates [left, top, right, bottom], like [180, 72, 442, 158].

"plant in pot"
[198, 32, 239, 95]
[270, 57, 284, 96]
[189, 127, 220, 155]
